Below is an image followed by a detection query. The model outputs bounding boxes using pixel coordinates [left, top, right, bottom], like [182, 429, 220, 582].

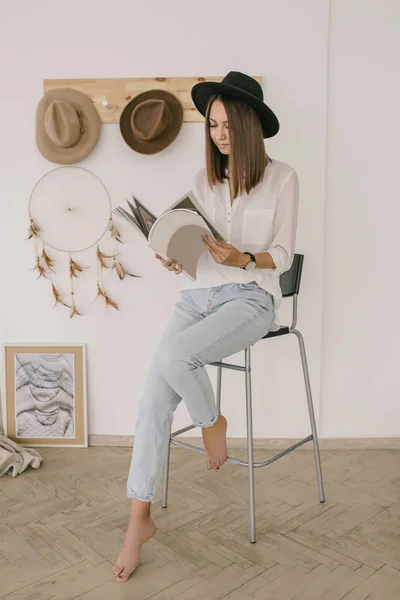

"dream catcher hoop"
[28, 166, 140, 316]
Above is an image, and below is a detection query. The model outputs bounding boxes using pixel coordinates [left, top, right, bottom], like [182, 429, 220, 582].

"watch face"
[246, 260, 256, 271]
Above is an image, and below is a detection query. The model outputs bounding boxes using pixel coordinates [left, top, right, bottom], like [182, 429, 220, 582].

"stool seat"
[161, 254, 325, 544]
[262, 326, 290, 339]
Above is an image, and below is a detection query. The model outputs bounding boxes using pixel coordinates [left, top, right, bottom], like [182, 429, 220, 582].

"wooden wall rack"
[43, 76, 262, 124]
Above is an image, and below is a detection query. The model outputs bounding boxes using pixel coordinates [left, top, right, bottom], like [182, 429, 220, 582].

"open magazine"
[113, 191, 225, 281]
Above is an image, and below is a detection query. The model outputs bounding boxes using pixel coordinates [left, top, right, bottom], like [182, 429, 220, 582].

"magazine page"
[126, 198, 145, 231]
[112, 206, 148, 241]
[162, 191, 225, 242]
[147, 209, 217, 280]
[132, 197, 157, 236]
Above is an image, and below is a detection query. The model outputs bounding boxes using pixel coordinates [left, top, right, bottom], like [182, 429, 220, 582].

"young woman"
[113, 71, 299, 582]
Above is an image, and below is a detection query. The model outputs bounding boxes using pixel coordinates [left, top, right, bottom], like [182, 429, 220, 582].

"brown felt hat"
[119, 90, 183, 155]
[36, 88, 101, 164]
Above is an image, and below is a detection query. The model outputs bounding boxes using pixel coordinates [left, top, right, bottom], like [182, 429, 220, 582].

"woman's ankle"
[130, 499, 151, 520]
[202, 414, 226, 431]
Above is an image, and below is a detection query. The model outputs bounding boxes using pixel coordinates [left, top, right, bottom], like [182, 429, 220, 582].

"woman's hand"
[202, 235, 247, 268]
[155, 253, 183, 275]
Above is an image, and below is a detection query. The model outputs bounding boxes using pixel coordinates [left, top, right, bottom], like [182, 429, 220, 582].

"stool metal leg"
[294, 330, 325, 503]
[216, 365, 222, 414]
[244, 347, 256, 543]
[162, 428, 171, 508]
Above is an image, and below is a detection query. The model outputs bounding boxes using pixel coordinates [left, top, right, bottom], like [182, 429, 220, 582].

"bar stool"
[161, 254, 325, 543]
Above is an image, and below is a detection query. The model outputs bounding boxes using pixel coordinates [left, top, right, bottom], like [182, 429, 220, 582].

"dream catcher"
[28, 166, 140, 317]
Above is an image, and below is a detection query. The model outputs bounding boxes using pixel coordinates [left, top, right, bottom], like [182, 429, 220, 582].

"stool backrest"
[280, 254, 304, 297]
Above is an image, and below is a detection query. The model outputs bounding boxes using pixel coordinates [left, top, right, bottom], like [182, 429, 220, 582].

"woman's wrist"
[237, 252, 252, 268]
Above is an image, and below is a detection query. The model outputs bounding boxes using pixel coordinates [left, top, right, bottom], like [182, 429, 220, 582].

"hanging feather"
[114, 260, 125, 280]
[51, 283, 70, 308]
[95, 283, 118, 310]
[69, 258, 87, 278]
[112, 257, 141, 280]
[69, 285, 82, 317]
[104, 292, 119, 311]
[108, 218, 122, 242]
[96, 246, 115, 269]
[96, 283, 107, 299]
[42, 247, 55, 271]
[26, 219, 41, 240]
[70, 304, 82, 318]
[33, 256, 49, 279]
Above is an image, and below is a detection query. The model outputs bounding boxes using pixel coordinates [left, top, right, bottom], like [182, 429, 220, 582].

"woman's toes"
[113, 564, 123, 577]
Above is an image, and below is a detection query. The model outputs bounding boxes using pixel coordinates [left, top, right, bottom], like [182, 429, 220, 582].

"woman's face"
[209, 99, 230, 154]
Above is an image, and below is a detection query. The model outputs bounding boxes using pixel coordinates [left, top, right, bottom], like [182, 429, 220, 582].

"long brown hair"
[205, 94, 270, 199]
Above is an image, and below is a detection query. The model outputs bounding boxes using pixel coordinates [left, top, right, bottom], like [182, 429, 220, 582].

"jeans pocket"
[238, 283, 274, 312]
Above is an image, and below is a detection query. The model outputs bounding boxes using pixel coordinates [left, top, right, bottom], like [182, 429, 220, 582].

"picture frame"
[1, 343, 88, 448]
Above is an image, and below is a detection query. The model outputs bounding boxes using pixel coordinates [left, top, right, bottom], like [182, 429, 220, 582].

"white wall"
[1, 0, 397, 441]
[321, 0, 400, 437]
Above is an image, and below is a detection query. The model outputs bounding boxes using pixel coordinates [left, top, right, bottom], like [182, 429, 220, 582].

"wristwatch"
[241, 252, 257, 271]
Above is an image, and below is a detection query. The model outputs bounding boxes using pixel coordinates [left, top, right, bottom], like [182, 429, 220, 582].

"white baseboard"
[89, 434, 400, 450]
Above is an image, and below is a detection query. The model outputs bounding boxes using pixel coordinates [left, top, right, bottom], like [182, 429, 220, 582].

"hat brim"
[36, 88, 101, 164]
[119, 90, 183, 155]
[191, 81, 279, 139]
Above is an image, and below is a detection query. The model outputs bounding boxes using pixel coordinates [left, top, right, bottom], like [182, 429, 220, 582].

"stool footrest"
[169, 434, 313, 467]
[171, 424, 196, 438]
[208, 360, 246, 372]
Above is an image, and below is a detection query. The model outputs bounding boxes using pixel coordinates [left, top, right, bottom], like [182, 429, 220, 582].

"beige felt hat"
[119, 90, 183, 155]
[36, 88, 101, 164]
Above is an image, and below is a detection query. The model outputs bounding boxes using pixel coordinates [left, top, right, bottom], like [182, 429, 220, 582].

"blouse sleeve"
[266, 170, 299, 275]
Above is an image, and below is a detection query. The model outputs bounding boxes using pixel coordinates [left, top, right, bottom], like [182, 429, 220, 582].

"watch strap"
[241, 252, 256, 269]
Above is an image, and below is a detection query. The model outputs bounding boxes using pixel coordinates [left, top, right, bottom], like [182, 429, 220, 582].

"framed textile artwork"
[1, 344, 87, 448]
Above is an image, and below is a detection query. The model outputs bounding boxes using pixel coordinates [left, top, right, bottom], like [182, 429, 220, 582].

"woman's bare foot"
[112, 501, 156, 583]
[202, 414, 227, 470]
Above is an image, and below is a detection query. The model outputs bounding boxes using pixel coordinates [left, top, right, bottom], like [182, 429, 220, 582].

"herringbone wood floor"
[1, 445, 400, 599]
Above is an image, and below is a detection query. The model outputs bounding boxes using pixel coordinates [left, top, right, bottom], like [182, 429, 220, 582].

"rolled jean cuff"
[127, 489, 156, 502]
[192, 413, 219, 428]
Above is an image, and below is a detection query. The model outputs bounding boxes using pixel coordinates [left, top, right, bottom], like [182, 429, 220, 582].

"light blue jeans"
[127, 281, 275, 502]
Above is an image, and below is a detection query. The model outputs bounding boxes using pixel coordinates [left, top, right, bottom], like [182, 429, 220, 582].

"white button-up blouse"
[179, 158, 299, 332]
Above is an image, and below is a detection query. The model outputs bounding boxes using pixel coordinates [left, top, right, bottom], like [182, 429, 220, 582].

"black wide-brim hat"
[191, 71, 279, 139]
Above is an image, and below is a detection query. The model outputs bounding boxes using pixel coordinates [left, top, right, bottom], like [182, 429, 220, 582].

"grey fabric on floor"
[0, 433, 43, 477]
